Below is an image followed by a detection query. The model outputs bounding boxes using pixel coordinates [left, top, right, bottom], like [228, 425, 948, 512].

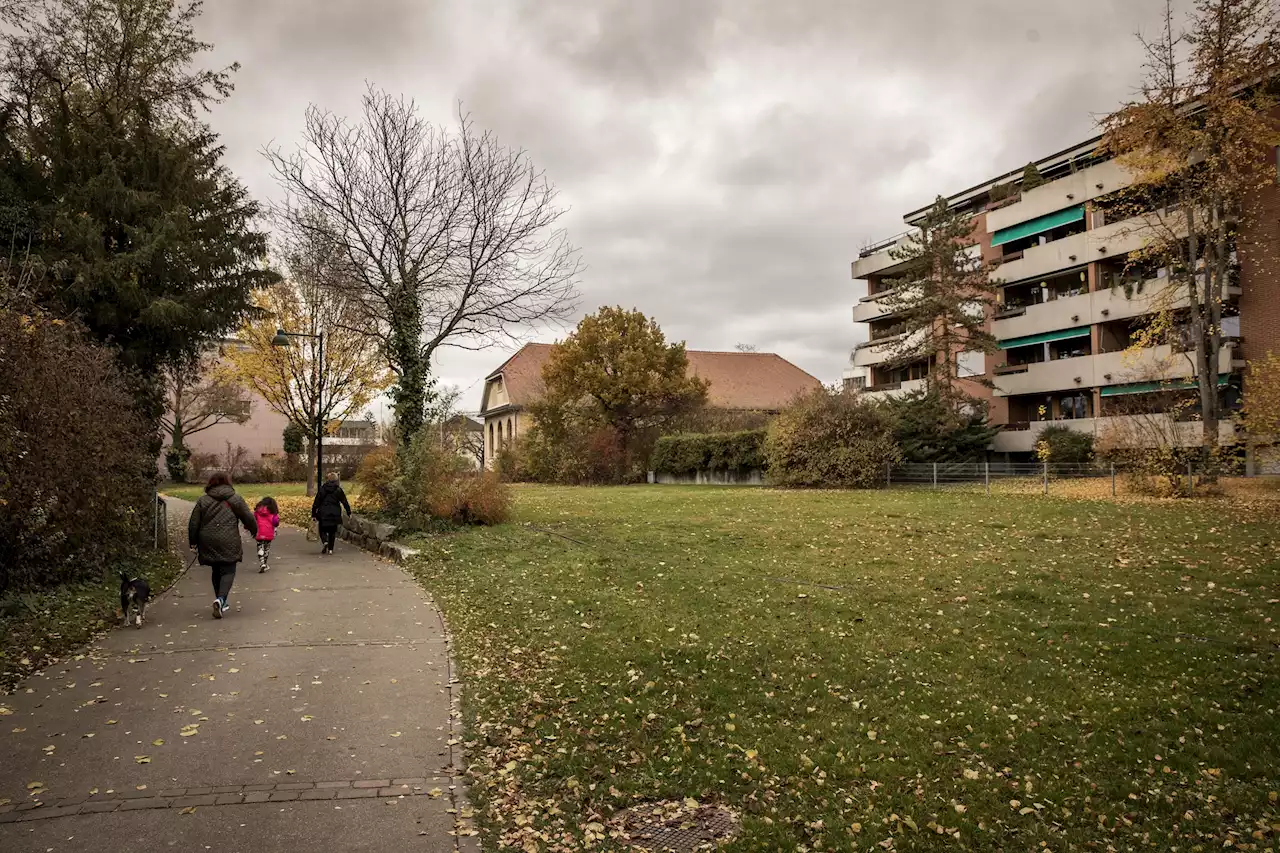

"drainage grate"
[616, 800, 741, 852]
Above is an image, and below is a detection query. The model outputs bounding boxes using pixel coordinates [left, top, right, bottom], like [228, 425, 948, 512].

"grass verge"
[404, 485, 1280, 852]
[0, 550, 181, 693]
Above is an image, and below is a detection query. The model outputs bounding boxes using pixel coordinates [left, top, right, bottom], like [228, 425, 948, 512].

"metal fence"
[885, 461, 1220, 497]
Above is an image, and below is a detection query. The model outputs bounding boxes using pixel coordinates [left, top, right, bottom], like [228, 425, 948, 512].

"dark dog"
[119, 572, 150, 628]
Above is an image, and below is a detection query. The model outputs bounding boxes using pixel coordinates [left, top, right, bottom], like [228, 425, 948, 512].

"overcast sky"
[195, 0, 1181, 412]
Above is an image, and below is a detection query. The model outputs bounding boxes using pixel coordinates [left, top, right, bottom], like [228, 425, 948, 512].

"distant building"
[846, 117, 1276, 457]
[478, 343, 822, 468]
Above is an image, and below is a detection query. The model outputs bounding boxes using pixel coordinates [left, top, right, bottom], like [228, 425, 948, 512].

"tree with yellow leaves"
[227, 226, 391, 495]
[1100, 0, 1280, 472]
[1242, 351, 1280, 471]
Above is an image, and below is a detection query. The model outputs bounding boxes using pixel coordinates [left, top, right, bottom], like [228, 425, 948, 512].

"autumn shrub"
[495, 438, 531, 483]
[765, 389, 899, 488]
[355, 445, 399, 510]
[1035, 425, 1095, 464]
[428, 472, 512, 525]
[520, 417, 639, 484]
[651, 430, 766, 475]
[393, 433, 511, 526]
[0, 312, 154, 593]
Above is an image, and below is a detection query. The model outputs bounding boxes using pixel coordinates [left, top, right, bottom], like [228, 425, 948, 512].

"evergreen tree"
[877, 388, 997, 463]
[0, 0, 276, 398]
[882, 196, 999, 405]
[1021, 161, 1046, 189]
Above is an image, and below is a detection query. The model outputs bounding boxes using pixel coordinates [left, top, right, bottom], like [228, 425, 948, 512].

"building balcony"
[994, 274, 1241, 341]
[994, 341, 1238, 397]
[860, 378, 927, 402]
[995, 209, 1188, 285]
[851, 328, 926, 368]
[852, 285, 917, 323]
[986, 159, 1135, 234]
[992, 418, 1096, 453]
[992, 415, 1236, 454]
[852, 232, 915, 279]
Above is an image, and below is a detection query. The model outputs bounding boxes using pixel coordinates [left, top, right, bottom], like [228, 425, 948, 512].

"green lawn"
[161, 481, 324, 501]
[405, 485, 1280, 852]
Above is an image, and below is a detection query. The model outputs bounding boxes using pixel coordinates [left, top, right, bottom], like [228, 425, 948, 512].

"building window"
[957, 351, 985, 378]
[218, 399, 251, 418]
[1058, 392, 1090, 420]
[842, 375, 867, 392]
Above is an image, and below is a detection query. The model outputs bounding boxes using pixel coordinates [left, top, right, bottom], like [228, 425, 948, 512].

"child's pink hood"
[255, 506, 280, 541]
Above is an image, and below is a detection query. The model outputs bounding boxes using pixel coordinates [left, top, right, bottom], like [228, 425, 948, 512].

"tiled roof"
[482, 343, 822, 413]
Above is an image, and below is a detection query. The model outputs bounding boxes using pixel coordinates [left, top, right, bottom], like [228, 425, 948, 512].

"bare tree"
[226, 224, 392, 495]
[1100, 0, 1280, 472]
[264, 87, 581, 444]
[161, 352, 250, 480]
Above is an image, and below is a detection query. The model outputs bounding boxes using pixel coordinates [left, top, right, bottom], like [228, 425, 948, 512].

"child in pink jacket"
[254, 497, 281, 573]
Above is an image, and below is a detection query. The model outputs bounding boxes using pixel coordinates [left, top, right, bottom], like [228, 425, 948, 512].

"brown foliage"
[764, 389, 900, 489]
[0, 312, 153, 592]
[354, 445, 398, 511]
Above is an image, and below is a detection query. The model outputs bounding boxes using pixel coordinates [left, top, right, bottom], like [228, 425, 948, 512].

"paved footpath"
[0, 498, 476, 853]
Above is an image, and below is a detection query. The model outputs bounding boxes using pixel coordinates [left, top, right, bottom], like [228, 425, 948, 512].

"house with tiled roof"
[478, 343, 822, 467]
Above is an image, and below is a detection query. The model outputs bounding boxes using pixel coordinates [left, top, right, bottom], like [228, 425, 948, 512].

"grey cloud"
[185, 0, 1198, 397]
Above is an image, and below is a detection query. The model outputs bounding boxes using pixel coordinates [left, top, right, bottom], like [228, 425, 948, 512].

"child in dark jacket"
[254, 497, 281, 573]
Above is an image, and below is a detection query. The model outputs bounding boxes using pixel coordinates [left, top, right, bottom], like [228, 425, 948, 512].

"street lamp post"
[271, 328, 325, 491]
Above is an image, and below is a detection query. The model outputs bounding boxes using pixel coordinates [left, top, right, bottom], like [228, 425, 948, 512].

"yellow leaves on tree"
[1243, 350, 1280, 438]
[227, 276, 390, 490]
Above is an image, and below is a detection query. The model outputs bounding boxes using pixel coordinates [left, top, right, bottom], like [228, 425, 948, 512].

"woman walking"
[188, 473, 258, 619]
[311, 472, 351, 555]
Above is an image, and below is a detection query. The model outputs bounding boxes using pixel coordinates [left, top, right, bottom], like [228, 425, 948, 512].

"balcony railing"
[993, 363, 1030, 376]
[866, 381, 904, 393]
[859, 229, 914, 258]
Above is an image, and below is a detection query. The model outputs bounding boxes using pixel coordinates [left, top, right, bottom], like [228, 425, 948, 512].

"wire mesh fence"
[885, 461, 1225, 497]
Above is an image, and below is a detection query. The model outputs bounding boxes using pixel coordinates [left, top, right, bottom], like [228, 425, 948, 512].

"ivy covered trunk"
[389, 283, 428, 447]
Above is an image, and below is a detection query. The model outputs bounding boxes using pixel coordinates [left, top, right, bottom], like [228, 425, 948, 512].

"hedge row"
[650, 429, 766, 475]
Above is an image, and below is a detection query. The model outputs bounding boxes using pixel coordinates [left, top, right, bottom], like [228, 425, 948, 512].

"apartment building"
[847, 133, 1277, 457]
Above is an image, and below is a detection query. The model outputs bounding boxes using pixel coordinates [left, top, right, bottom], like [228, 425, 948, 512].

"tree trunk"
[305, 435, 317, 497]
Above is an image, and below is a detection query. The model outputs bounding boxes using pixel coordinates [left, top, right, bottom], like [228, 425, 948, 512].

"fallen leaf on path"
[390, 732, 401, 737]
[253, 720, 264, 725]
[26, 781, 43, 790]
[152, 739, 165, 746]
[11, 727, 25, 733]
[134, 756, 150, 764]
[301, 715, 313, 722]
[180, 806, 196, 815]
